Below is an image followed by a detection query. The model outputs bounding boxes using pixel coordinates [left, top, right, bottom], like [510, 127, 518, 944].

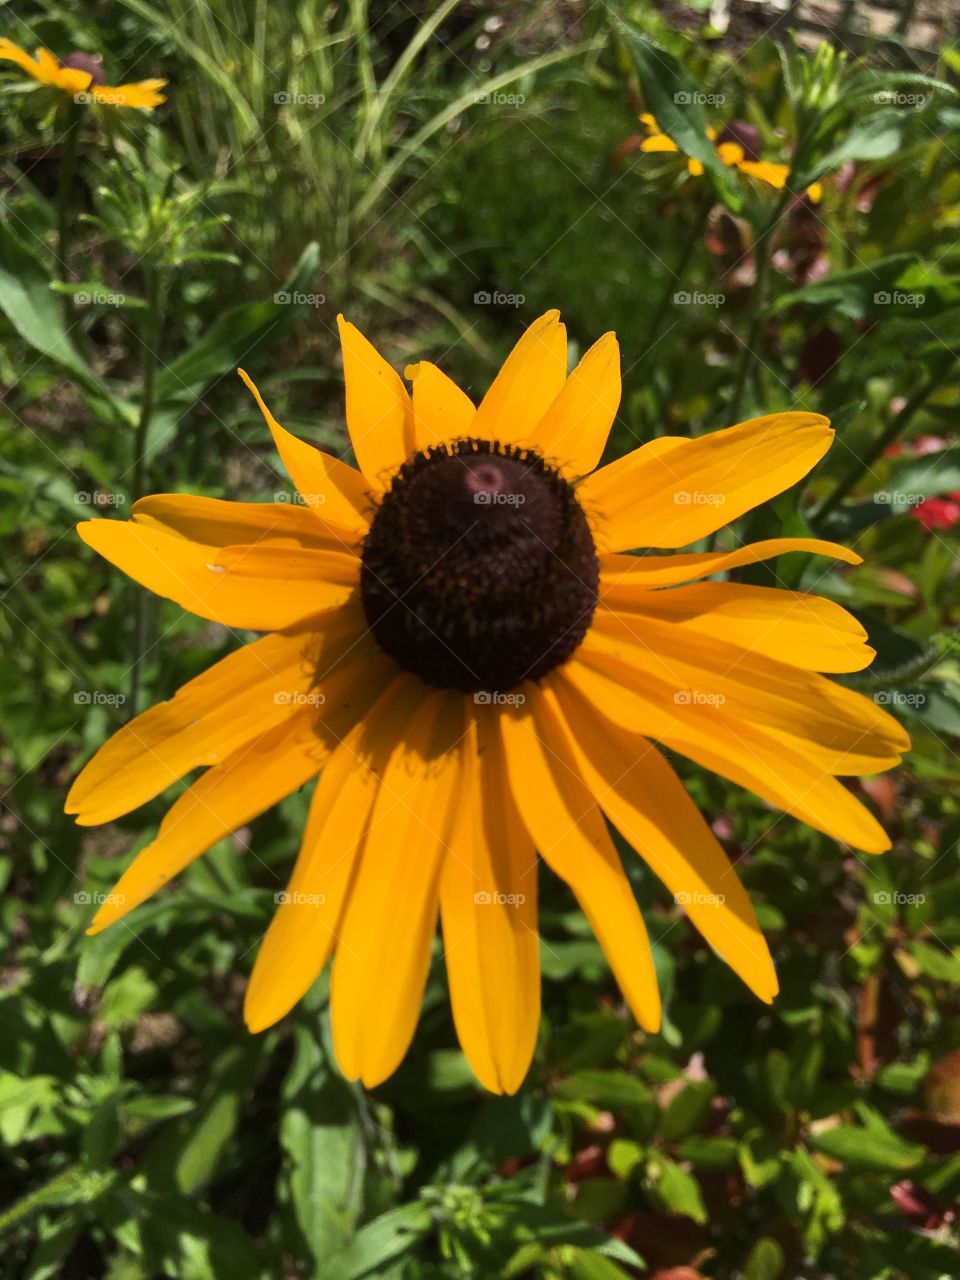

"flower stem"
[56, 103, 83, 334]
[812, 346, 959, 528]
[128, 267, 163, 716]
[728, 190, 791, 423]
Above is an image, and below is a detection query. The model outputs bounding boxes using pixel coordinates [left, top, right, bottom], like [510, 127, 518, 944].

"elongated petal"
[331, 690, 464, 1086]
[67, 610, 379, 825]
[244, 676, 414, 1033]
[405, 361, 476, 450]
[526, 332, 620, 477]
[579, 413, 834, 551]
[499, 689, 660, 1030]
[599, 537, 862, 591]
[77, 518, 358, 630]
[440, 708, 540, 1094]
[94, 79, 166, 109]
[131, 493, 361, 553]
[547, 677, 779, 1003]
[607, 583, 874, 673]
[337, 317, 416, 487]
[86, 710, 327, 934]
[238, 369, 372, 534]
[471, 311, 567, 448]
[561, 655, 890, 853]
[583, 612, 910, 771]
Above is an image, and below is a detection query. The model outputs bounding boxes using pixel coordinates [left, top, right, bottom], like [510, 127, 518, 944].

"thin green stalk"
[635, 194, 710, 370]
[56, 103, 83, 333]
[728, 190, 791, 423]
[128, 268, 163, 715]
[813, 346, 958, 528]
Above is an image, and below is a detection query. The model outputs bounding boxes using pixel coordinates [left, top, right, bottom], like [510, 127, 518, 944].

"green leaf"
[772, 253, 918, 321]
[0, 223, 129, 424]
[808, 1123, 924, 1171]
[648, 1156, 708, 1223]
[798, 112, 903, 186]
[744, 1236, 785, 1280]
[659, 1079, 715, 1141]
[616, 23, 740, 208]
[154, 241, 320, 409]
[908, 940, 960, 983]
[280, 1024, 364, 1266]
[314, 1202, 433, 1280]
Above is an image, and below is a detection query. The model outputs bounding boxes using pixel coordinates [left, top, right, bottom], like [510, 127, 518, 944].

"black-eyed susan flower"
[67, 311, 907, 1093]
[639, 114, 823, 202]
[0, 39, 165, 109]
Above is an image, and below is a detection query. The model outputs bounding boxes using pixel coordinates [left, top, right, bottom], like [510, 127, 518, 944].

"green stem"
[0, 1162, 92, 1235]
[128, 268, 163, 716]
[813, 346, 958, 528]
[636, 195, 709, 369]
[728, 190, 791, 424]
[56, 104, 83, 334]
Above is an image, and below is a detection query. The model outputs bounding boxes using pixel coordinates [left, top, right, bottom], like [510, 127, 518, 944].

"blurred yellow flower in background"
[0, 38, 166, 109]
[639, 113, 823, 202]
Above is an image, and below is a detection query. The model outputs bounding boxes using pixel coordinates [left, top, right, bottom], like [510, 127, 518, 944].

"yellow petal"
[578, 413, 834, 552]
[737, 159, 789, 189]
[806, 181, 823, 203]
[331, 690, 464, 1086]
[131, 492, 361, 553]
[238, 368, 371, 535]
[244, 675, 413, 1033]
[85, 711, 327, 935]
[0, 38, 44, 78]
[547, 677, 779, 1003]
[605, 583, 874, 673]
[471, 310, 567, 449]
[93, 79, 167, 109]
[583, 611, 910, 770]
[561, 655, 891, 853]
[440, 707, 540, 1094]
[336, 316, 416, 487]
[405, 361, 476, 450]
[599, 537, 861, 590]
[641, 134, 680, 154]
[687, 157, 704, 177]
[716, 140, 745, 167]
[526, 332, 620, 477]
[67, 611, 379, 825]
[77, 518, 358, 630]
[499, 688, 661, 1030]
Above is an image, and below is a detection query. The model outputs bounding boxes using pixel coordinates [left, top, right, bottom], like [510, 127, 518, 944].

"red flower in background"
[884, 435, 960, 533]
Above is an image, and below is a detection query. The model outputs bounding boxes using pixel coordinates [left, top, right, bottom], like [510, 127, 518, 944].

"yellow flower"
[640, 114, 823, 202]
[67, 311, 907, 1093]
[0, 38, 166, 109]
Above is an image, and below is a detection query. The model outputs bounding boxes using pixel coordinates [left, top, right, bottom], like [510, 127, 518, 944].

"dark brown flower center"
[60, 52, 107, 86]
[360, 439, 599, 692]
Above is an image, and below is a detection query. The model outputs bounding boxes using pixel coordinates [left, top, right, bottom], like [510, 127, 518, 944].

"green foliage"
[1, 2, 960, 1279]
